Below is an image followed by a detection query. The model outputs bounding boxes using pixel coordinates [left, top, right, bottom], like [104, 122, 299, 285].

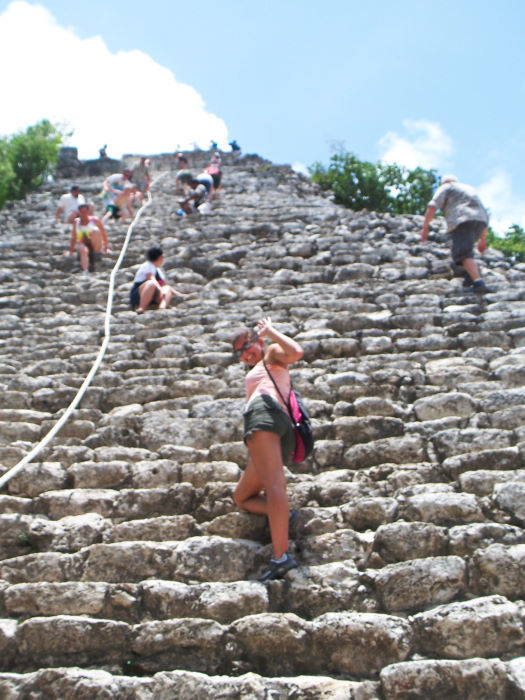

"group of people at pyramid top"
[55, 157, 151, 274]
[55, 155, 491, 296]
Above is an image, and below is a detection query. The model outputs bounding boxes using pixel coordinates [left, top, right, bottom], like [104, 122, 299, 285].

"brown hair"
[231, 327, 257, 348]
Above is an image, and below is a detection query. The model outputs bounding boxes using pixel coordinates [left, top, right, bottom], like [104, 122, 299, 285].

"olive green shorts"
[243, 394, 295, 465]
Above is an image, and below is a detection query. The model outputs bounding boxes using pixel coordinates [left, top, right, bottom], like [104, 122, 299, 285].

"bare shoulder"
[265, 343, 290, 367]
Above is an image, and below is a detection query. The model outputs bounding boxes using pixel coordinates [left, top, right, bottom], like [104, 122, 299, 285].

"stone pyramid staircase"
[1, 151, 525, 698]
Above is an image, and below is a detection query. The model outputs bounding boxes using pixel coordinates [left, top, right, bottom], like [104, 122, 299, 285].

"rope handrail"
[0, 172, 167, 490]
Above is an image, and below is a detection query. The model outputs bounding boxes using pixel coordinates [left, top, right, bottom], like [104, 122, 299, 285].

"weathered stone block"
[344, 435, 425, 469]
[104, 514, 200, 543]
[141, 580, 268, 624]
[334, 416, 404, 445]
[433, 428, 512, 461]
[412, 595, 525, 659]
[29, 513, 109, 553]
[494, 482, 525, 524]
[380, 658, 508, 700]
[172, 536, 261, 583]
[34, 489, 117, 520]
[0, 552, 83, 584]
[16, 616, 130, 668]
[374, 556, 466, 612]
[468, 544, 525, 598]
[313, 439, 344, 468]
[312, 612, 412, 677]
[179, 460, 240, 488]
[442, 447, 522, 479]
[82, 542, 177, 582]
[5, 582, 108, 618]
[301, 529, 373, 568]
[7, 462, 67, 498]
[400, 491, 483, 525]
[341, 498, 398, 531]
[374, 522, 448, 563]
[449, 524, 525, 557]
[459, 468, 525, 496]
[413, 392, 476, 421]
[131, 618, 227, 674]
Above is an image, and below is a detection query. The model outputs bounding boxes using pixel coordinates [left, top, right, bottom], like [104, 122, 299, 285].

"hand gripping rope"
[0, 172, 168, 490]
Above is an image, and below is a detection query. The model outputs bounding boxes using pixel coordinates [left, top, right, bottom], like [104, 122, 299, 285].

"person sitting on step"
[55, 185, 86, 224]
[68, 203, 110, 274]
[129, 246, 189, 313]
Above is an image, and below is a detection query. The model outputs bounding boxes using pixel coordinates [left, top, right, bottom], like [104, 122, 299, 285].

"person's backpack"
[287, 388, 314, 462]
[263, 360, 314, 463]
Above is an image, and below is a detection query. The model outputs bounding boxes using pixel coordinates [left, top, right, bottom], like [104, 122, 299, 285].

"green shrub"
[487, 224, 525, 262]
[309, 147, 439, 215]
[0, 119, 62, 208]
[0, 139, 15, 209]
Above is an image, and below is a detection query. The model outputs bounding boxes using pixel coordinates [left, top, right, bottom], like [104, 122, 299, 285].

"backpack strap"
[262, 358, 293, 422]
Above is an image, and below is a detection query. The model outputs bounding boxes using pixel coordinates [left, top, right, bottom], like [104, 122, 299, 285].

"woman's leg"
[158, 285, 175, 309]
[233, 459, 266, 514]
[236, 430, 289, 559]
[77, 242, 89, 271]
[89, 230, 103, 252]
[137, 280, 160, 311]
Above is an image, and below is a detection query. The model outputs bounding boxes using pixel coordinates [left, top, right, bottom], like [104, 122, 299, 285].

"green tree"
[0, 139, 15, 209]
[487, 224, 525, 262]
[310, 150, 391, 212]
[6, 119, 62, 200]
[309, 147, 438, 215]
[379, 164, 439, 215]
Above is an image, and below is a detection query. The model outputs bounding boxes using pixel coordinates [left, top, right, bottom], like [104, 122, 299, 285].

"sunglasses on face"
[233, 334, 258, 359]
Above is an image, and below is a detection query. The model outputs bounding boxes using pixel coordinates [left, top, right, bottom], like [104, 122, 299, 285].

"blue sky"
[0, 0, 524, 231]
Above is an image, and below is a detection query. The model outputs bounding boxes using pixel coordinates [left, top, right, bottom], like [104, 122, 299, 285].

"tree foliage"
[487, 224, 525, 262]
[309, 148, 439, 215]
[0, 120, 62, 208]
[0, 140, 15, 208]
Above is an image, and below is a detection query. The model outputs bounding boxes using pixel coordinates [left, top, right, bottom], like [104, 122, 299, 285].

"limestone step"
[2, 579, 269, 624]
[0, 667, 380, 699]
[0, 597, 522, 681]
[0, 610, 409, 676]
[0, 536, 263, 584]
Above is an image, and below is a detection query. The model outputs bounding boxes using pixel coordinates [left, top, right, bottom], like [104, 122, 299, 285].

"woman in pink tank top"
[232, 316, 303, 582]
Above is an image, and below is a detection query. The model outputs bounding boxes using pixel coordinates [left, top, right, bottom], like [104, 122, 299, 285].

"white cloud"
[0, 1, 229, 158]
[292, 162, 309, 176]
[477, 170, 525, 235]
[378, 119, 453, 170]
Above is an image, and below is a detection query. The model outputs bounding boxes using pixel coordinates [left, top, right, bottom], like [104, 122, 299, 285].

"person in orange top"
[232, 316, 303, 581]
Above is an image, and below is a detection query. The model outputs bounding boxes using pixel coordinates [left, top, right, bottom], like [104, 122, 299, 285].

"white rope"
[0, 172, 167, 490]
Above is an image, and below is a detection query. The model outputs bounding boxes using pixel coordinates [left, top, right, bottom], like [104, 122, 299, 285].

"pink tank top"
[245, 361, 290, 411]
